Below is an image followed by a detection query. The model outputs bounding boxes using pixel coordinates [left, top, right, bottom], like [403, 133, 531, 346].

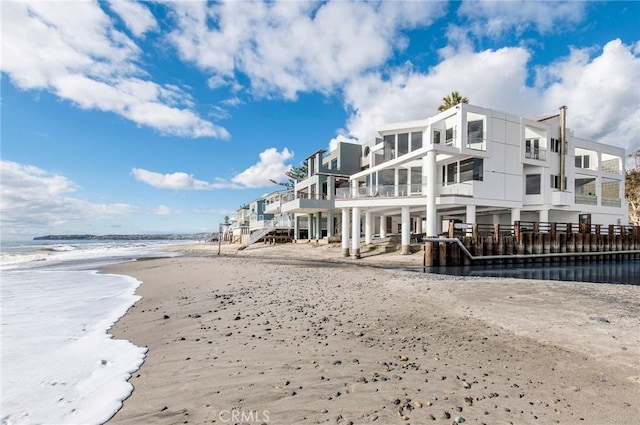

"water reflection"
[426, 259, 640, 285]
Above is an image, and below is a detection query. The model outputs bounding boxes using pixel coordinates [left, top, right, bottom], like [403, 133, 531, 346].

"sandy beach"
[104, 242, 640, 424]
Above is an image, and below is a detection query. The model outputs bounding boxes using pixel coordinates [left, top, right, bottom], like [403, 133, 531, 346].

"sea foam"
[1, 257, 149, 424]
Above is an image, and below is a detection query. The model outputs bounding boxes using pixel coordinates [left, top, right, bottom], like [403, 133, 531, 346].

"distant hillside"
[33, 233, 215, 241]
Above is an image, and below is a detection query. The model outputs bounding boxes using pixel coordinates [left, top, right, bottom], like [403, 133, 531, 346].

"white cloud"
[457, 0, 587, 38]
[339, 37, 639, 157]
[1, 1, 227, 138]
[132, 147, 294, 190]
[130, 168, 223, 190]
[153, 205, 176, 215]
[107, 0, 158, 37]
[536, 39, 640, 154]
[166, 1, 446, 99]
[0, 160, 133, 236]
[231, 148, 294, 188]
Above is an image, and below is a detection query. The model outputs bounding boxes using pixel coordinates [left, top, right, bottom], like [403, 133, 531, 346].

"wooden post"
[514, 221, 521, 244]
[448, 221, 455, 238]
[472, 224, 479, 245]
[462, 236, 472, 266]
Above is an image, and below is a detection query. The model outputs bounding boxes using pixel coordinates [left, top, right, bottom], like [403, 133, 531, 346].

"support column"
[315, 212, 322, 239]
[425, 150, 438, 236]
[466, 205, 476, 224]
[341, 208, 350, 257]
[308, 214, 313, 240]
[539, 209, 549, 223]
[401, 206, 411, 255]
[365, 210, 373, 245]
[511, 208, 521, 223]
[327, 210, 334, 238]
[416, 215, 423, 234]
[351, 207, 361, 258]
[294, 215, 299, 240]
[492, 214, 501, 225]
[380, 215, 387, 239]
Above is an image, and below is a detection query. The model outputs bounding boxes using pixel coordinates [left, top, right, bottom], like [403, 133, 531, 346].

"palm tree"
[438, 91, 469, 112]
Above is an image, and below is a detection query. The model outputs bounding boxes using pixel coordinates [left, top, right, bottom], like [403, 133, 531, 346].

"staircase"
[237, 222, 276, 250]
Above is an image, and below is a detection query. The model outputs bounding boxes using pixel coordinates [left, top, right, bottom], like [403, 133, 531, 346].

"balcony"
[601, 197, 622, 208]
[440, 181, 474, 197]
[335, 184, 424, 199]
[524, 148, 547, 161]
[551, 191, 573, 206]
[466, 136, 486, 151]
[575, 194, 597, 205]
[280, 192, 333, 213]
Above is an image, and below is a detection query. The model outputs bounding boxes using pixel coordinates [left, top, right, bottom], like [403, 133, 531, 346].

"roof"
[532, 113, 560, 122]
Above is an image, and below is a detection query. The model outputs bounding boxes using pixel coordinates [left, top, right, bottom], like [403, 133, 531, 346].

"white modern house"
[334, 104, 628, 257]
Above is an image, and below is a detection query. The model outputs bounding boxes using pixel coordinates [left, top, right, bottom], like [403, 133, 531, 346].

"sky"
[1, 0, 639, 239]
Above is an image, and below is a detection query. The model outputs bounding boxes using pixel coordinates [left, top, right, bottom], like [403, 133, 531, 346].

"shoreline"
[105, 242, 640, 424]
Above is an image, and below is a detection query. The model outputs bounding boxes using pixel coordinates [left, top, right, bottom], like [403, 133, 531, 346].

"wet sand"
[105, 242, 640, 424]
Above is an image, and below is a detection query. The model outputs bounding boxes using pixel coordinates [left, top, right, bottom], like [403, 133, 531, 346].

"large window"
[460, 158, 483, 182]
[446, 163, 457, 184]
[433, 129, 441, 145]
[575, 155, 590, 169]
[550, 174, 566, 190]
[397, 133, 409, 156]
[445, 127, 455, 145]
[526, 174, 541, 195]
[467, 120, 483, 144]
[383, 135, 395, 161]
[411, 167, 422, 193]
[525, 138, 543, 159]
[411, 131, 422, 151]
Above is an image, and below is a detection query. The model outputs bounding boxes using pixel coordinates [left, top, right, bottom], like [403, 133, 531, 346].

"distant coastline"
[33, 233, 215, 241]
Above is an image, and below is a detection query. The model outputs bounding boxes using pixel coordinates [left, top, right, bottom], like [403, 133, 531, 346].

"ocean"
[0, 239, 190, 425]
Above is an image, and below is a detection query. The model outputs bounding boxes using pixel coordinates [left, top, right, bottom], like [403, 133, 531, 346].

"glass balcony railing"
[335, 184, 424, 199]
[575, 194, 597, 205]
[601, 197, 621, 208]
[525, 148, 547, 161]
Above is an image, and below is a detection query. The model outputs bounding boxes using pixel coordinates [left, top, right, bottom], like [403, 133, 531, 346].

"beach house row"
[229, 104, 628, 255]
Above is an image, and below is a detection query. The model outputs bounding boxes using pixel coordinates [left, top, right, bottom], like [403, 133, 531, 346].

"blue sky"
[1, 0, 639, 239]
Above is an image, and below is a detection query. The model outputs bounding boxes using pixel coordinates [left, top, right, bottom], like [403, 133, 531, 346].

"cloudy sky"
[1, 0, 639, 239]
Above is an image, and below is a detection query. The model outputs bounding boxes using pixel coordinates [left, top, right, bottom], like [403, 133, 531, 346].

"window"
[526, 174, 541, 195]
[525, 138, 540, 159]
[445, 127, 456, 145]
[330, 158, 338, 170]
[383, 135, 395, 161]
[460, 158, 484, 182]
[467, 120, 483, 144]
[575, 155, 590, 169]
[433, 129, 441, 145]
[398, 133, 409, 156]
[446, 162, 457, 184]
[550, 138, 560, 153]
[411, 131, 422, 151]
[411, 167, 422, 189]
[550, 174, 567, 189]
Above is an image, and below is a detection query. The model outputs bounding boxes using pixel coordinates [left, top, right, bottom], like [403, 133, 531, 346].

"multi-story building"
[334, 104, 628, 257]
[281, 143, 363, 240]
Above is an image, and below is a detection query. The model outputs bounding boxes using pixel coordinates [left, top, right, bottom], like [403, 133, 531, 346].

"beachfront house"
[334, 104, 628, 257]
[280, 143, 363, 240]
[228, 191, 295, 246]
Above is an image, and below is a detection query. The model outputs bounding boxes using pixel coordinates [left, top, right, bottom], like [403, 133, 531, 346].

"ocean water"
[0, 239, 188, 425]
